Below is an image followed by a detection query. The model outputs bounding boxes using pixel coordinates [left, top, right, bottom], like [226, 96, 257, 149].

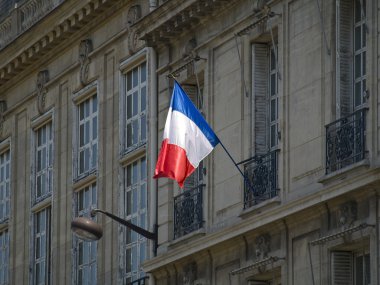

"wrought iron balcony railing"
[242, 150, 278, 209]
[174, 184, 204, 239]
[325, 108, 367, 174]
[127, 276, 148, 285]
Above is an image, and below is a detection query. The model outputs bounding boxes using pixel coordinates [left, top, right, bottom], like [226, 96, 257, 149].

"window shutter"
[336, 0, 353, 118]
[252, 44, 269, 155]
[331, 251, 353, 285]
[182, 84, 202, 191]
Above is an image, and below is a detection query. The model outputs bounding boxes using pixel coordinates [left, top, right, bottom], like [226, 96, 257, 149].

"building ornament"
[254, 234, 271, 260]
[36, 70, 49, 114]
[79, 39, 93, 86]
[337, 201, 357, 229]
[183, 262, 197, 285]
[127, 5, 142, 54]
[0, 100, 7, 138]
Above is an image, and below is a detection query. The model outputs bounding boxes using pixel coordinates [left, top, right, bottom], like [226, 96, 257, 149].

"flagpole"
[218, 140, 254, 192]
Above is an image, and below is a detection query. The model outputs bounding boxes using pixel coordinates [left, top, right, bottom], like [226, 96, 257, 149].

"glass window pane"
[355, 82, 362, 107]
[270, 99, 276, 122]
[133, 92, 138, 116]
[141, 115, 146, 142]
[127, 95, 132, 120]
[127, 72, 132, 91]
[132, 68, 138, 88]
[355, 26, 361, 51]
[126, 123, 132, 147]
[141, 87, 146, 111]
[132, 120, 138, 145]
[355, 54, 361, 78]
[140, 62, 146, 83]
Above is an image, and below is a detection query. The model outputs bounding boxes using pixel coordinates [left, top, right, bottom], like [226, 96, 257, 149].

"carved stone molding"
[0, 100, 7, 138]
[36, 70, 49, 114]
[183, 262, 197, 285]
[127, 5, 142, 26]
[79, 39, 93, 86]
[254, 234, 271, 260]
[127, 5, 142, 54]
[337, 201, 357, 229]
[182, 38, 197, 60]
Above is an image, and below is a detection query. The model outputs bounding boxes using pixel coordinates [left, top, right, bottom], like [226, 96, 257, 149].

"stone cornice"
[135, 0, 236, 47]
[0, 0, 121, 87]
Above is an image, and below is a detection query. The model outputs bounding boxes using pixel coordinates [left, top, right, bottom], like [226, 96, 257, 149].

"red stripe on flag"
[154, 139, 195, 188]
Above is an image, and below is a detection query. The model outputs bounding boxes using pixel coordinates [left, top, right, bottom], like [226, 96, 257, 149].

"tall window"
[252, 43, 279, 154]
[34, 122, 53, 203]
[74, 183, 97, 285]
[124, 62, 147, 152]
[353, 0, 366, 110]
[332, 251, 370, 285]
[336, 0, 367, 117]
[32, 207, 51, 285]
[121, 158, 147, 283]
[0, 150, 10, 222]
[182, 84, 204, 191]
[0, 231, 9, 285]
[78, 95, 98, 177]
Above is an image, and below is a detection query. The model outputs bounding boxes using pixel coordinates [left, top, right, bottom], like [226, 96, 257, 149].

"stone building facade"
[0, 0, 379, 284]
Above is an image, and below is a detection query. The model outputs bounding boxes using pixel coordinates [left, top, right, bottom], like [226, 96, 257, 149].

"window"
[0, 150, 10, 223]
[33, 122, 53, 203]
[331, 251, 370, 285]
[32, 207, 51, 285]
[336, 0, 367, 117]
[121, 158, 147, 284]
[77, 95, 98, 177]
[73, 183, 97, 285]
[124, 62, 147, 153]
[182, 84, 204, 191]
[252, 43, 279, 154]
[0, 231, 9, 285]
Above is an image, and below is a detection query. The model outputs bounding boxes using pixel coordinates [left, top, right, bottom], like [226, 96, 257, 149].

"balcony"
[173, 184, 204, 239]
[325, 109, 367, 174]
[0, 0, 65, 50]
[127, 277, 148, 285]
[242, 150, 279, 209]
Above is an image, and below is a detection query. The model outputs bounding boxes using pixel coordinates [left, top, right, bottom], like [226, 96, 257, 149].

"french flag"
[154, 81, 220, 188]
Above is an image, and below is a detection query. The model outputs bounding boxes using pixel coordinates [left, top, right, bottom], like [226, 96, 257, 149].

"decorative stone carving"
[183, 262, 197, 285]
[337, 201, 357, 228]
[79, 39, 93, 86]
[36, 70, 49, 114]
[182, 38, 197, 60]
[20, 0, 54, 31]
[0, 100, 7, 138]
[127, 5, 142, 54]
[127, 5, 142, 26]
[255, 234, 271, 259]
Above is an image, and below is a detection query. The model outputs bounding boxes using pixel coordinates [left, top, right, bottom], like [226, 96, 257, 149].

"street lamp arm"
[91, 209, 157, 241]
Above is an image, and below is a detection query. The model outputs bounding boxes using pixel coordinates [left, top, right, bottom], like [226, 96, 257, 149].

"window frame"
[120, 157, 148, 284]
[0, 230, 9, 285]
[72, 82, 99, 181]
[30, 206, 51, 285]
[72, 182, 98, 285]
[31, 114, 54, 205]
[119, 49, 150, 158]
[0, 144, 11, 224]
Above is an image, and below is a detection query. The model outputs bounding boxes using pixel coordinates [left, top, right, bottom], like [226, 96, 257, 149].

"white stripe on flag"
[163, 108, 214, 168]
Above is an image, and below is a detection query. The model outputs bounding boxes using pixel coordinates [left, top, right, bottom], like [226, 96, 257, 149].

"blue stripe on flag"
[171, 81, 220, 147]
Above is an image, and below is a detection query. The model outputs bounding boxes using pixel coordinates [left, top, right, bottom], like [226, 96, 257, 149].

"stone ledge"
[0, 0, 119, 87]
